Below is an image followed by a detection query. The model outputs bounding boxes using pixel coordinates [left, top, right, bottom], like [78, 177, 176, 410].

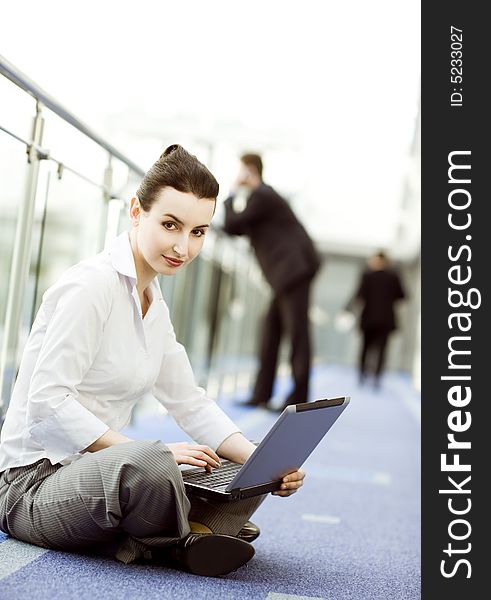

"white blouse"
[0, 231, 239, 472]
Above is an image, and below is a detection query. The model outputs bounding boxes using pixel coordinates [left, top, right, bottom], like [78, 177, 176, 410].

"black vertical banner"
[422, 3, 488, 598]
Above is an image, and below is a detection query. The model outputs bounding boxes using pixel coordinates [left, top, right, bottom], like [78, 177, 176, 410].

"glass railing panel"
[0, 133, 29, 333]
[110, 157, 130, 198]
[41, 108, 109, 185]
[220, 249, 252, 377]
[0, 75, 36, 140]
[18, 166, 107, 354]
[311, 257, 361, 366]
[0, 132, 31, 404]
[163, 256, 198, 345]
[179, 257, 218, 386]
[234, 259, 269, 380]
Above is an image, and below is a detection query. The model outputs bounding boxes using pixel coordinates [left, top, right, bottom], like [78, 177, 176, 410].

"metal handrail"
[0, 123, 123, 194]
[0, 54, 145, 177]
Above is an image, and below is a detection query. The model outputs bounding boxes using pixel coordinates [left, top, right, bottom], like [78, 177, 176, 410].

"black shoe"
[242, 398, 268, 408]
[237, 521, 260, 543]
[164, 533, 255, 577]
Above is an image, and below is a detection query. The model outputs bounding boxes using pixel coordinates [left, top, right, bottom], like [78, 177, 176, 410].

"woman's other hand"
[272, 468, 305, 497]
[167, 442, 221, 472]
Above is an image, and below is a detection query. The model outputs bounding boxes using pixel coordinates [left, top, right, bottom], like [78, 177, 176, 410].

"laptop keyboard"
[181, 460, 242, 490]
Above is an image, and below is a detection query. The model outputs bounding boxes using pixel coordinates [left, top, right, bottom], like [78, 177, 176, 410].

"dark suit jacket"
[223, 184, 320, 293]
[355, 268, 406, 332]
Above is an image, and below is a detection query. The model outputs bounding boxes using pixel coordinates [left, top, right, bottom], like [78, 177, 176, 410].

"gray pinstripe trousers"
[0, 440, 266, 564]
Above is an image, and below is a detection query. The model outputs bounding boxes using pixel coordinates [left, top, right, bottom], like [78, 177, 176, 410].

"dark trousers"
[359, 328, 390, 380]
[252, 278, 312, 406]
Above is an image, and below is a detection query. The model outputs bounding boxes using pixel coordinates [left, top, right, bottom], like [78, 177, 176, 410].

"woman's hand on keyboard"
[272, 468, 305, 497]
[167, 442, 221, 472]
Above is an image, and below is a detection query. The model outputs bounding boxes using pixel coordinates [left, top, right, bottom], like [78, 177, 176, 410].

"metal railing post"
[0, 103, 45, 414]
[97, 154, 113, 251]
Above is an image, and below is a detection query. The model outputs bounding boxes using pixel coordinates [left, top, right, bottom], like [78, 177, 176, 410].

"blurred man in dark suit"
[223, 153, 320, 411]
[350, 251, 406, 388]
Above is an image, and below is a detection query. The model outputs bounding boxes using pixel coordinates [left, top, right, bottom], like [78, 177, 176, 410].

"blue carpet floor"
[0, 365, 421, 599]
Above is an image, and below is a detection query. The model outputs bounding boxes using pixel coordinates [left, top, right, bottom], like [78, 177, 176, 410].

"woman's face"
[130, 187, 215, 277]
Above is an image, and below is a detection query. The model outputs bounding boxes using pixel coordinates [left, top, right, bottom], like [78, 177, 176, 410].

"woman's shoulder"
[43, 251, 120, 306]
[66, 250, 118, 285]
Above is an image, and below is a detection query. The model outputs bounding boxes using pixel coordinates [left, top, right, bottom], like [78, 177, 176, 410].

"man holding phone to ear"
[223, 153, 321, 412]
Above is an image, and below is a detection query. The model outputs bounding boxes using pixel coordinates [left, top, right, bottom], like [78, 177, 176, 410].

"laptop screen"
[227, 397, 350, 491]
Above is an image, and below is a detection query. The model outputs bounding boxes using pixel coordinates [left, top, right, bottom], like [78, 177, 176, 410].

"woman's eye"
[192, 229, 206, 238]
[163, 222, 177, 230]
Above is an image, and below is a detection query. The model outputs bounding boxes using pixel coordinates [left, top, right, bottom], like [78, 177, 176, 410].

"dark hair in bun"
[136, 144, 219, 211]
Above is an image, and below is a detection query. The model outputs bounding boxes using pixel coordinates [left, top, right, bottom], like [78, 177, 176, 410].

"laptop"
[180, 396, 350, 502]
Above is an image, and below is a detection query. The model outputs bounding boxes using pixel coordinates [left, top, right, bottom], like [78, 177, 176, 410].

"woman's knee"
[118, 440, 183, 489]
[115, 441, 190, 533]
